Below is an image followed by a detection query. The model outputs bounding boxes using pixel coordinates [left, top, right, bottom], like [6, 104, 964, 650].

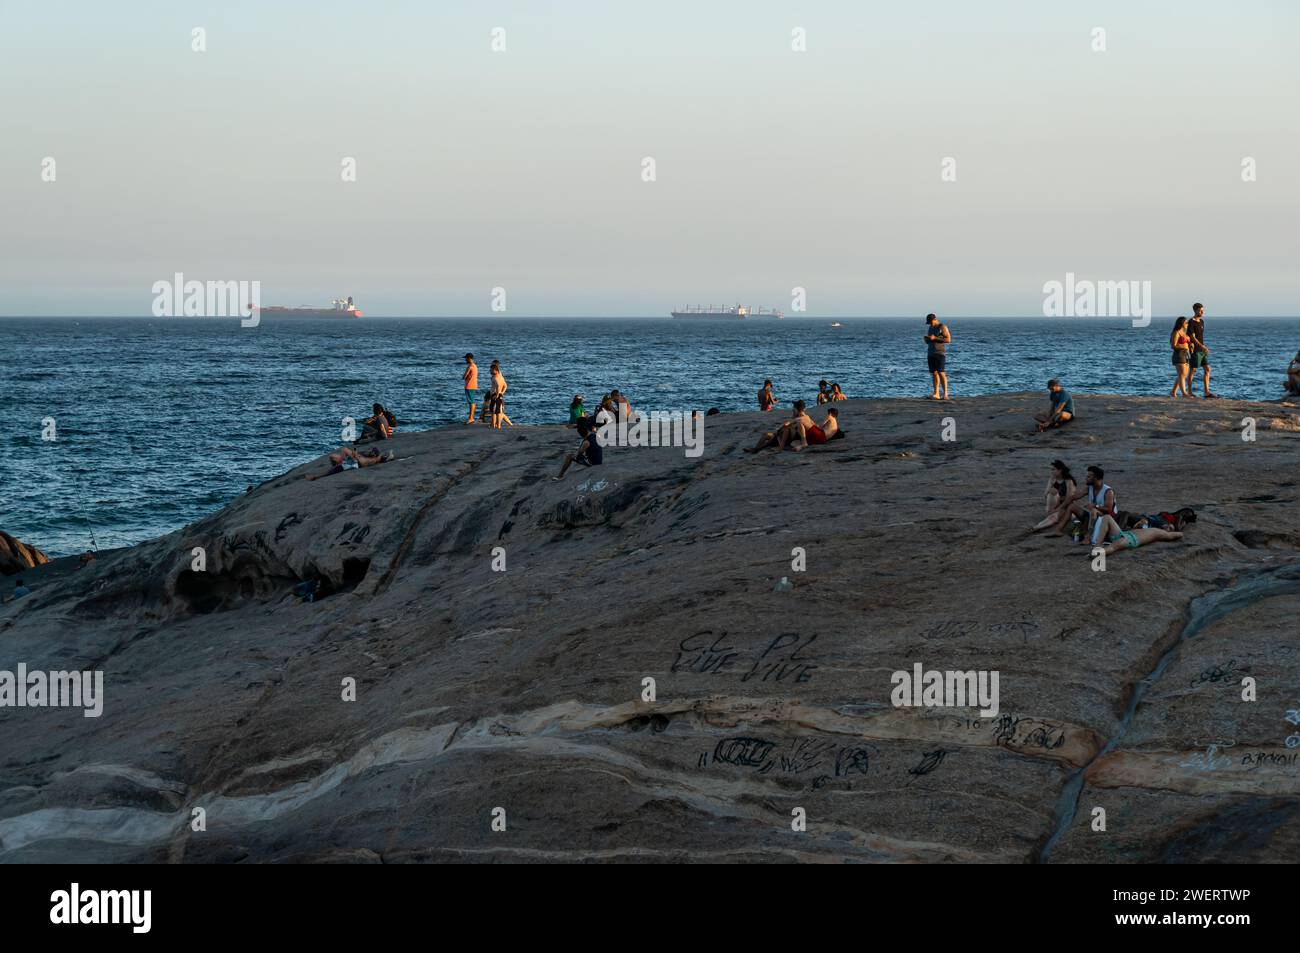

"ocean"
[4, 315, 1297, 557]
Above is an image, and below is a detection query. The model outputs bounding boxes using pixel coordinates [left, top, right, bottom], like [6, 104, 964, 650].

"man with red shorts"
[793, 407, 838, 451]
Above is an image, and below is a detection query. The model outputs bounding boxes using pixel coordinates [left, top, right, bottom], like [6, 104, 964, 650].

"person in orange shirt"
[463, 353, 479, 424]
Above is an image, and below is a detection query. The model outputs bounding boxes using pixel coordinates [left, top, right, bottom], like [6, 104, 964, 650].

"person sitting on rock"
[789, 407, 839, 452]
[1287, 350, 1300, 395]
[1034, 379, 1074, 432]
[360, 403, 396, 441]
[555, 417, 603, 480]
[594, 395, 616, 427]
[1089, 513, 1183, 556]
[1032, 459, 1077, 532]
[3, 578, 31, 603]
[568, 394, 587, 427]
[1054, 465, 1116, 544]
[610, 389, 637, 424]
[305, 446, 393, 481]
[746, 400, 814, 452]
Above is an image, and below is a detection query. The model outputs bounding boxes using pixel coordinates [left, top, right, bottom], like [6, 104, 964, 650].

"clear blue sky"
[2, 0, 1297, 315]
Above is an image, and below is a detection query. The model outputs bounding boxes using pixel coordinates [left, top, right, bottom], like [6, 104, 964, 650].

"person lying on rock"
[1118, 507, 1197, 532]
[1089, 513, 1183, 556]
[305, 446, 393, 481]
[554, 417, 603, 480]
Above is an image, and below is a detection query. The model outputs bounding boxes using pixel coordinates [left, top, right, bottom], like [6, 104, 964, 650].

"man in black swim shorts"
[924, 313, 951, 400]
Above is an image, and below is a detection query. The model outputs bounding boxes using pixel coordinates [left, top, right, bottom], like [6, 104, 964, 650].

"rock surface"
[0, 532, 49, 577]
[1, 393, 1298, 863]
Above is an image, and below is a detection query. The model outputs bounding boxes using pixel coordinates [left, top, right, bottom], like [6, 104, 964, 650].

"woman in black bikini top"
[1033, 459, 1076, 532]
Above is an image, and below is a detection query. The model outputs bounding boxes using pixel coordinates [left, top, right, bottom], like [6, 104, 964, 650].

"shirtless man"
[463, 354, 479, 424]
[746, 400, 812, 452]
[758, 380, 777, 411]
[789, 407, 839, 451]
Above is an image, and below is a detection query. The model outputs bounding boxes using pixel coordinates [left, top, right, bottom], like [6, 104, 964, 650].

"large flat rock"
[2, 393, 1298, 862]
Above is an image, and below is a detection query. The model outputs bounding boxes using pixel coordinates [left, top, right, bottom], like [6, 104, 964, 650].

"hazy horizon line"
[4, 313, 1299, 321]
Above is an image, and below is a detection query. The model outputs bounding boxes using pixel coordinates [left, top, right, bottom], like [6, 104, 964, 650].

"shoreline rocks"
[1, 393, 1298, 862]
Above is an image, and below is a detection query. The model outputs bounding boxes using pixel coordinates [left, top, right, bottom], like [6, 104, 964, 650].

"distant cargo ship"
[670, 304, 784, 319]
[256, 296, 363, 318]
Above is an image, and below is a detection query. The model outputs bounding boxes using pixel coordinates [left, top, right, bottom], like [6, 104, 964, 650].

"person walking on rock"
[1186, 303, 1217, 398]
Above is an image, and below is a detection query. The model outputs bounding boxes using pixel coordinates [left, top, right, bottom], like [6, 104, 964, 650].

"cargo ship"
[256, 296, 363, 318]
[670, 304, 783, 319]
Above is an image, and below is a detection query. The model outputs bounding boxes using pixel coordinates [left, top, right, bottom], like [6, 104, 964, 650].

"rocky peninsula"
[2, 393, 1298, 862]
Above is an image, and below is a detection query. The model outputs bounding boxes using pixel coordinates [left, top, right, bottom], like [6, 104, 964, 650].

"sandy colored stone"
[0, 532, 49, 577]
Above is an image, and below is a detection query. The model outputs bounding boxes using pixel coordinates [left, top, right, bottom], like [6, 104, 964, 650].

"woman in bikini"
[1032, 459, 1077, 531]
[1170, 317, 1193, 398]
[1090, 513, 1183, 556]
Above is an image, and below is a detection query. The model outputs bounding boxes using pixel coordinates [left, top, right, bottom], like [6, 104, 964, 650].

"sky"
[2, 0, 1298, 316]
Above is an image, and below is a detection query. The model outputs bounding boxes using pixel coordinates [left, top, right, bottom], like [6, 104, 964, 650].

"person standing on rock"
[488, 360, 513, 429]
[463, 354, 479, 424]
[924, 313, 951, 400]
[758, 380, 778, 411]
[1186, 303, 1217, 398]
[1169, 317, 1193, 397]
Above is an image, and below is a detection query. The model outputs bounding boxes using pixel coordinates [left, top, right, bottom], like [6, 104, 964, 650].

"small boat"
[830, 322, 844, 328]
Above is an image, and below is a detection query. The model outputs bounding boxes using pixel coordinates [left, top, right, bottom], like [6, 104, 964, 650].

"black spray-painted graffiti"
[991, 714, 1066, 750]
[671, 631, 818, 684]
[701, 735, 872, 789]
[908, 749, 949, 777]
[1189, 659, 1245, 688]
[922, 615, 1041, 643]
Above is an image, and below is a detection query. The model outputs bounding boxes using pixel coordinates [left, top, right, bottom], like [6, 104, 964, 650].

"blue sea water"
[3, 315, 1297, 556]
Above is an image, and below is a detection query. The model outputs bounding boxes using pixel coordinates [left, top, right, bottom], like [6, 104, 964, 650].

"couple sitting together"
[1031, 460, 1187, 556]
[746, 401, 841, 453]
